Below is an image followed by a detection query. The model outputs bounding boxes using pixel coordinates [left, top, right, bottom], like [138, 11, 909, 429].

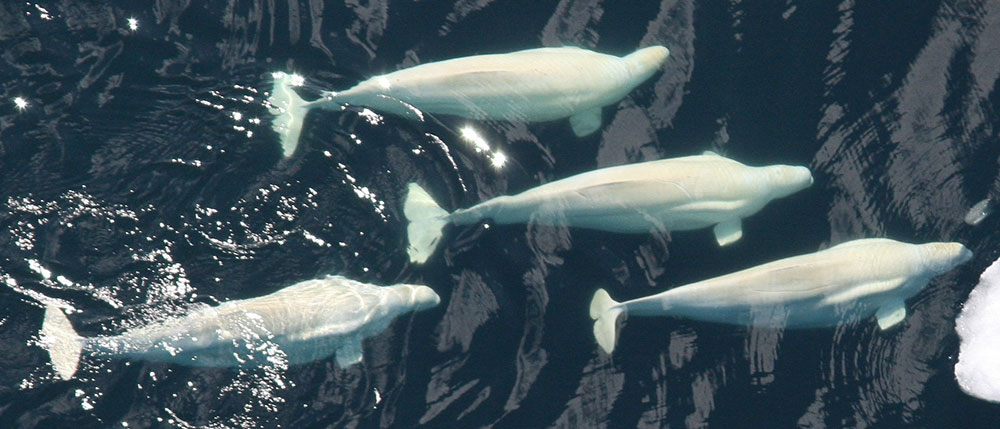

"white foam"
[956, 255, 1000, 402]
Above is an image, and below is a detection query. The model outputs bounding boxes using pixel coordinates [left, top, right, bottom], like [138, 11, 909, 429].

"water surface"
[2, 1, 1000, 427]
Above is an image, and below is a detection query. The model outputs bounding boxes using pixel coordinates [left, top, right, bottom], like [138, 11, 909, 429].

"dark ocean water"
[2, 1, 1000, 427]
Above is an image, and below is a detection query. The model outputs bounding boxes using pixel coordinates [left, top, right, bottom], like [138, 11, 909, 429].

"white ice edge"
[956, 255, 1000, 402]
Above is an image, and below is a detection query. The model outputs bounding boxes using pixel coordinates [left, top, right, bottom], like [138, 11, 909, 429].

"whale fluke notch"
[268, 72, 310, 158]
[404, 183, 450, 264]
[590, 289, 623, 354]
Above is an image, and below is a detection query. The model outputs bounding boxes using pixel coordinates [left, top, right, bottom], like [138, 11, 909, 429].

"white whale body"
[590, 238, 972, 354]
[404, 151, 813, 264]
[268, 46, 670, 156]
[39, 275, 440, 380]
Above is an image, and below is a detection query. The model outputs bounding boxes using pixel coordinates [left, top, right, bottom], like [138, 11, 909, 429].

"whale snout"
[768, 165, 814, 197]
[786, 166, 814, 189]
[953, 243, 974, 264]
[626, 46, 670, 70]
[923, 242, 973, 273]
[411, 285, 441, 309]
[937, 242, 973, 264]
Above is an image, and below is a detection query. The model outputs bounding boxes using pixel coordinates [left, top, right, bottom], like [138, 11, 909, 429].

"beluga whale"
[39, 275, 440, 380]
[404, 151, 813, 264]
[590, 238, 973, 354]
[268, 45, 670, 156]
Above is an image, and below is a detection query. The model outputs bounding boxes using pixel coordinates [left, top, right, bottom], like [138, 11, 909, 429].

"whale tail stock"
[404, 183, 450, 264]
[590, 289, 624, 354]
[40, 304, 84, 380]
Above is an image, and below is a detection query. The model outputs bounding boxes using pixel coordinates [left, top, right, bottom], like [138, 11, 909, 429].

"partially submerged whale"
[39, 275, 440, 380]
[268, 46, 670, 156]
[964, 198, 993, 225]
[590, 238, 972, 354]
[404, 152, 813, 263]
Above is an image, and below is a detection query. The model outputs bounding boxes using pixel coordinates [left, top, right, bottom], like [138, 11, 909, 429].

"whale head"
[764, 165, 814, 198]
[917, 242, 973, 275]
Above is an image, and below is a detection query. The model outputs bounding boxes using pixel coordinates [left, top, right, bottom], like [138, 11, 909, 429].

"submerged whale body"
[590, 238, 972, 354]
[404, 151, 813, 264]
[39, 275, 440, 380]
[964, 198, 993, 225]
[268, 46, 670, 156]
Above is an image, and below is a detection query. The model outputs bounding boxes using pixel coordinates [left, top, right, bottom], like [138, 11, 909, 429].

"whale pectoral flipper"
[335, 337, 364, 367]
[713, 219, 743, 246]
[569, 107, 602, 137]
[876, 301, 907, 330]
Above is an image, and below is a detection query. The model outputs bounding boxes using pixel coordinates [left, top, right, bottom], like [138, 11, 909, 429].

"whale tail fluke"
[590, 289, 624, 354]
[40, 304, 83, 381]
[404, 183, 450, 264]
[268, 72, 314, 158]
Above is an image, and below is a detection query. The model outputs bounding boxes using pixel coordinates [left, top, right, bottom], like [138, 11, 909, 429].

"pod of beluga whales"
[37, 45, 986, 403]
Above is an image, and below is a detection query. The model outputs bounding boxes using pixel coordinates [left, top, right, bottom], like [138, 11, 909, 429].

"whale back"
[224, 276, 435, 341]
[653, 239, 963, 316]
[93, 276, 440, 368]
[467, 154, 775, 226]
[336, 46, 668, 121]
